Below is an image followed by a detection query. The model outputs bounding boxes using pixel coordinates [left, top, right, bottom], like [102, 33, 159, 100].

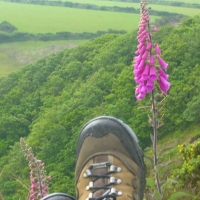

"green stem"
[151, 90, 162, 196]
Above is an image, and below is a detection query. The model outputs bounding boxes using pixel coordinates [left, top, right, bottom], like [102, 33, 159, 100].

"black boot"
[41, 193, 76, 200]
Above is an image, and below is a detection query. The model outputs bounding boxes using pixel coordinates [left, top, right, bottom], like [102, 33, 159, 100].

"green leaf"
[159, 160, 182, 179]
[144, 156, 154, 166]
[158, 145, 176, 157]
[161, 178, 179, 192]
[144, 147, 153, 152]
[167, 191, 194, 200]
[150, 134, 154, 144]
[146, 178, 156, 189]
[152, 190, 163, 200]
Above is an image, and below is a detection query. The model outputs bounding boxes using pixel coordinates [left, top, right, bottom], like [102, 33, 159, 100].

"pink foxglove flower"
[133, 0, 170, 100]
[159, 76, 170, 93]
[142, 50, 149, 59]
[141, 64, 150, 81]
[149, 66, 157, 81]
[30, 193, 35, 200]
[20, 138, 50, 200]
[146, 79, 154, 92]
[158, 56, 168, 69]
[138, 59, 145, 69]
[146, 41, 152, 50]
[158, 68, 169, 80]
[149, 54, 155, 66]
[153, 26, 159, 32]
[31, 184, 38, 190]
[155, 44, 161, 55]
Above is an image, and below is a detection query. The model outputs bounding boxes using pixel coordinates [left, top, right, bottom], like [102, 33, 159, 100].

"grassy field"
[0, 1, 157, 77]
[0, 0, 198, 77]
[0, 1, 159, 34]
[0, 0, 198, 35]
[0, 40, 84, 77]
[51, 0, 200, 4]
[160, 0, 200, 3]
[66, 0, 200, 16]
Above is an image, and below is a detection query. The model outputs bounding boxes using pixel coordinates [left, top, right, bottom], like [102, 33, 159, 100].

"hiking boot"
[41, 193, 76, 200]
[75, 116, 145, 200]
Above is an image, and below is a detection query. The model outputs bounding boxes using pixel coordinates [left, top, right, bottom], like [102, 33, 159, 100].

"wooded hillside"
[0, 15, 200, 199]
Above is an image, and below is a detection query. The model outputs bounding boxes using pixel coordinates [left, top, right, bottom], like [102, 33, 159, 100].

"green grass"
[51, 0, 200, 4]
[0, 0, 198, 77]
[64, 0, 200, 16]
[0, 1, 159, 34]
[0, 40, 84, 77]
[144, 124, 200, 188]
[0, 1, 159, 77]
[1, 1, 198, 35]
[159, 0, 200, 3]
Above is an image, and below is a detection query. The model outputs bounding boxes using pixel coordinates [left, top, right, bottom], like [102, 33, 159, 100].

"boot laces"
[83, 162, 122, 200]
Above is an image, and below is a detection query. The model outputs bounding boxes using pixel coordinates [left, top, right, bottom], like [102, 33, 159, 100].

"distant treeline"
[154, 14, 183, 27]
[6, 0, 186, 18]
[107, 0, 200, 9]
[0, 29, 127, 43]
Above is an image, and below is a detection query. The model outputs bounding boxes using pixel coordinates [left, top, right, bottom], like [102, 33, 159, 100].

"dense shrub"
[173, 141, 200, 187]
[0, 21, 17, 33]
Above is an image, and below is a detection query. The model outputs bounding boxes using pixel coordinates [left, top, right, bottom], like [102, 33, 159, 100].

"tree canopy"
[0, 15, 200, 199]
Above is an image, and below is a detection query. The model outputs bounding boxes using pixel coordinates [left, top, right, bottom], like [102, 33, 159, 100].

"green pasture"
[65, 0, 200, 16]
[0, 40, 84, 77]
[0, 1, 160, 34]
[0, 1, 158, 77]
[51, 0, 200, 4]
[1, 0, 198, 77]
[75, 0, 200, 5]
[159, 0, 200, 3]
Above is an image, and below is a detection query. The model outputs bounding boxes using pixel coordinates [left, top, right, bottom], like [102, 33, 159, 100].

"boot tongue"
[92, 155, 109, 198]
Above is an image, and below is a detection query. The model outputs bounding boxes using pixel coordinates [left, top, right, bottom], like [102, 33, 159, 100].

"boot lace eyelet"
[83, 162, 123, 200]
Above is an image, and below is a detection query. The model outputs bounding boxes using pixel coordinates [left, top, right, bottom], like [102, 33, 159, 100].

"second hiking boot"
[41, 193, 76, 200]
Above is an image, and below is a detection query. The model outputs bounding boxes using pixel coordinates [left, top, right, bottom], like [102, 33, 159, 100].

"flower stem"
[151, 90, 162, 196]
[0, 192, 5, 200]
[33, 155, 44, 197]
